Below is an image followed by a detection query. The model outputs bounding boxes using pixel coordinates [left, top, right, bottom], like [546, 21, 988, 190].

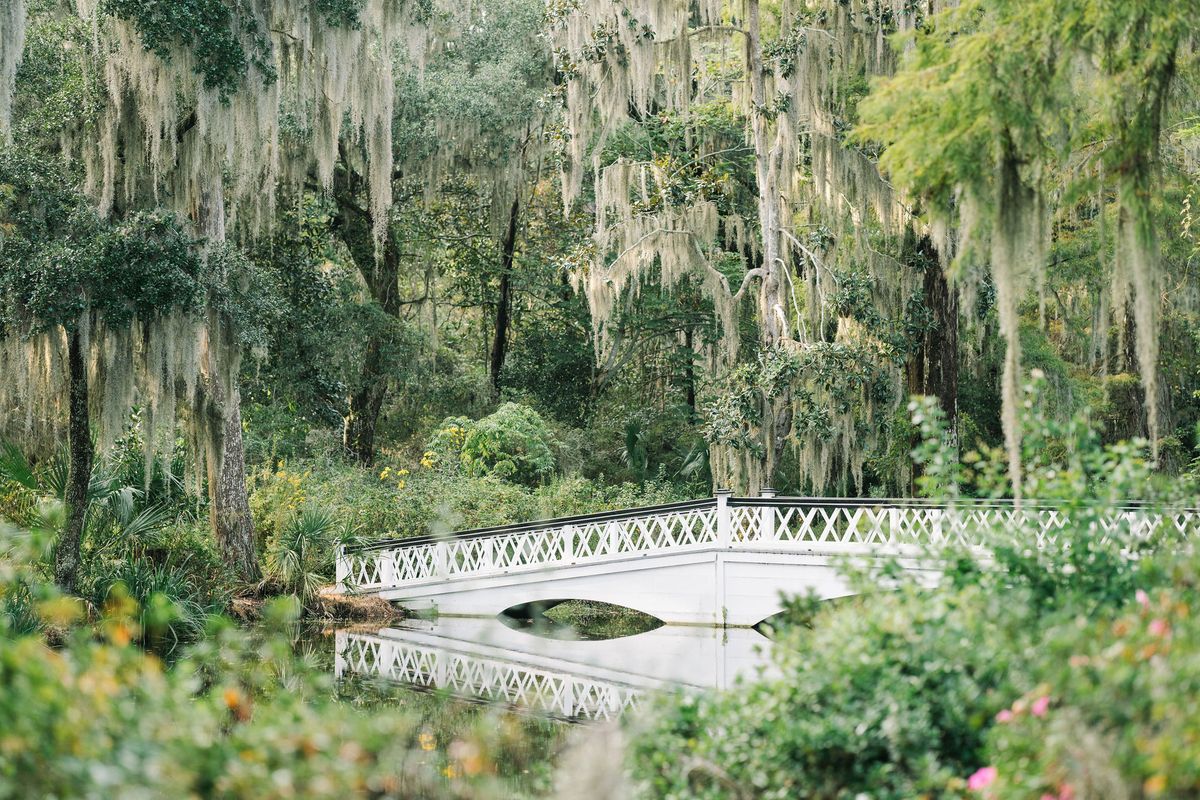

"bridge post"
[715, 489, 731, 625]
[760, 487, 777, 541]
[434, 539, 449, 579]
[380, 552, 396, 588]
[562, 524, 574, 562]
[335, 543, 347, 591]
[716, 489, 732, 548]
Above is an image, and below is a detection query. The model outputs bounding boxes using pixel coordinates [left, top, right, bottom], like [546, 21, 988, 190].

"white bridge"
[335, 618, 775, 721]
[336, 492, 1199, 627]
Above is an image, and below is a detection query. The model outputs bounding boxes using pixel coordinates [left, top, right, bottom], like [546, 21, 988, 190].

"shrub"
[0, 521, 565, 799]
[81, 559, 218, 652]
[630, 387, 1196, 799]
[456, 403, 557, 485]
[422, 415, 475, 473]
[249, 452, 700, 546]
[980, 578, 1200, 799]
[262, 508, 343, 602]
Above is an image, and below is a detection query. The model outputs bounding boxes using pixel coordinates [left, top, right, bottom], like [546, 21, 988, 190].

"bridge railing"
[337, 493, 1200, 593]
[338, 497, 721, 591]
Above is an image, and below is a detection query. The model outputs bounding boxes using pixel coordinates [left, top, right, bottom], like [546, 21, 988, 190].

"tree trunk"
[342, 223, 401, 466]
[746, 0, 784, 348]
[906, 236, 959, 429]
[904, 237, 959, 494]
[199, 178, 259, 583]
[683, 326, 697, 420]
[206, 368, 259, 581]
[56, 326, 93, 594]
[745, 0, 792, 491]
[344, 337, 388, 465]
[489, 196, 520, 395]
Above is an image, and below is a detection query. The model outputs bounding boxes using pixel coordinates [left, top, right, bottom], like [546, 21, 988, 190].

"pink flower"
[1149, 618, 1169, 637]
[995, 709, 1014, 723]
[968, 766, 998, 791]
[1041, 795, 1057, 800]
[1059, 783, 1075, 800]
[1031, 696, 1051, 717]
[1136, 589, 1150, 609]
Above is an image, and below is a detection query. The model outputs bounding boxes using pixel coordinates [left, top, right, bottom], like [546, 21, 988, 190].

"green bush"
[250, 453, 695, 543]
[262, 508, 344, 601]
[0, 521, 563, 799]
[422, 415, 475, 474]
[424, 403, 556, 485]
[630, 388, 1196, 799]
[81, 559, 218, 651]
[0, 439, 228, 645]
[979, 577, 1200, 799]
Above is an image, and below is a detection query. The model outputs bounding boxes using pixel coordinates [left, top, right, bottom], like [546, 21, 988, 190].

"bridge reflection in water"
[334, 617, 776, 721]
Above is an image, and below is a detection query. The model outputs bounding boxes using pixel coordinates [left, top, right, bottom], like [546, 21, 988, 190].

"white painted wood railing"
[337, 493, 1200, 594]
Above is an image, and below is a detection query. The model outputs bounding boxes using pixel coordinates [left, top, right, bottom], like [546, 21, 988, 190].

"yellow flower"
[379, 467, 392, 479]
[418, 731, 436, 751]
[398, 469, 409, 476]
[396, 480, 406, 490]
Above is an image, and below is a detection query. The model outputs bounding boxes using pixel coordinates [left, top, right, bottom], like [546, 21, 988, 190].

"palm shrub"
[1, 438, 228, 648]
[262, 508, 341, 602]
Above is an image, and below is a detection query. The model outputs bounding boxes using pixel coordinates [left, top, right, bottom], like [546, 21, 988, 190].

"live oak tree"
[335, 0, 553, 463]
[0, 155, 206, 591]
[857, 0, 1200, 495]
[555, 0, 1199, 496]
[553, 0, 961, 493]
[0, 0, 418, 578]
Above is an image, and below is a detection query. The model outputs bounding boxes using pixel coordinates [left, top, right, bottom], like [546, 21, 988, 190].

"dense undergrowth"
[3, 388, 1200, 797]
[0, 400, 697, 648]
[0, 522, 565, 798]
[628, 394, 1200, 799]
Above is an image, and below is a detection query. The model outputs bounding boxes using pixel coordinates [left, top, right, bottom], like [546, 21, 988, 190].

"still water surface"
[289, 614, 774, 795]
[331, 615, 776, 722]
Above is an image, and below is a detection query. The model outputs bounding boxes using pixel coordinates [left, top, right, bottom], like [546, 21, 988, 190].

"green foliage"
[423, 404, 557, 485]
[981, 579, 1200, 798]
[83, 560, 217, 651]
[243, 196, 354, 428]
[10, 9, 98, 146]
[249, 452, 689, 544]
[312, 0, 365, 27]
[0, 430, 227, 649]
[632, 395, 1196, 799]
[0, 150, 205, 334]
[100, 0, 273, 98]
[460, 403, 557, 484]
[0, 526, 562, 798]
[262, 509, 344, 602]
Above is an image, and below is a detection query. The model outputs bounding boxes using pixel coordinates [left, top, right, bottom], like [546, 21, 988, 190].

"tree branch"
[732, 267, 765, 302]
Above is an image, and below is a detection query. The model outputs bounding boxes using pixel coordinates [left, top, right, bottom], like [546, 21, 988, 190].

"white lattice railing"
[336, 632, 643, 721]
[337, 494, 1200, 594]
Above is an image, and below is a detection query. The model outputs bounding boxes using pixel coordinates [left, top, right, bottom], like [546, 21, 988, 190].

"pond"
[333, 614, 776, 721]
[296, 608, 776, 794]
